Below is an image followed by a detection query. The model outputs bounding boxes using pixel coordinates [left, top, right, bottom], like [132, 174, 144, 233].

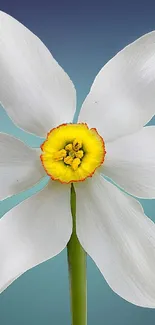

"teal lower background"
[1, 1, 155, 324]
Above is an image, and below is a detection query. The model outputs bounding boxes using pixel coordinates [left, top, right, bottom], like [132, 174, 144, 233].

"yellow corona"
[40, 123, 106, 183]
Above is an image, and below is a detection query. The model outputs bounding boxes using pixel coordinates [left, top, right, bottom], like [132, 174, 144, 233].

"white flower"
[0, 11, 155, 307]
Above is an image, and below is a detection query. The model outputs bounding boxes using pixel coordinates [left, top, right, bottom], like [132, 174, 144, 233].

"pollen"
[73, 138, 82, 151]
[53, 149, 67, 161]
[75, 150, 84, 159]
[71, 158, 81, 171]
[64, 156, 73, 165]
[65, 143, 73, 151]
[40, 123, 106, 184]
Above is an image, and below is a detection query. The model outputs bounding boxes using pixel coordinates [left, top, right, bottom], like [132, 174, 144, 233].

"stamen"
[65, 143, 73, 151]
[53, 149, 67, 161]
[73, 139, 82, 151]
[75, 150, 84, 159]
[71, 158, 81, 170]
[64, 156, 73, 165]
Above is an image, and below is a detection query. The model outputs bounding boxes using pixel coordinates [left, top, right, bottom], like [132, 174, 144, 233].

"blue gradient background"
[0, 1, 155, 324]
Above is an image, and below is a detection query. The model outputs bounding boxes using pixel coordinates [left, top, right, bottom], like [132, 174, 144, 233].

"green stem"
[67, 184, 87, 325]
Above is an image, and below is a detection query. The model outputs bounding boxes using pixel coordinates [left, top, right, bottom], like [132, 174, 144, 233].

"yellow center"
[40, 123, 106, 183]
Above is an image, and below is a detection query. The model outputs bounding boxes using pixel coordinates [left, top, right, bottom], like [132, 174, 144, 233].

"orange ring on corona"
[40, 123, 106, 184]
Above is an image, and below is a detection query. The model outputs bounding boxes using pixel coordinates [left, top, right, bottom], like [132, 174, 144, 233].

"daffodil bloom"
[1, 10, 155, 312]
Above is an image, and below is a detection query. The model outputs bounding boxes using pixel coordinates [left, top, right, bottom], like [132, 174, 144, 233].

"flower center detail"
[53, 139, 84, 171]
[40, 123, 106, 184]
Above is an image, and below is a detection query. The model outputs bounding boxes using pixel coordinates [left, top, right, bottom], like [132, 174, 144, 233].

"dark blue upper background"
[0, 1, 155, 325]
[1, 0, 155, 109]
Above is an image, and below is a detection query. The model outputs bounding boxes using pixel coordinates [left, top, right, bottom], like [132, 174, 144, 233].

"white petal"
[78, 32, 155, 142]
[76, 175, 155, 307]
[0, 181, 72, 293]
[102, 126, 155, 198]
[0, 11, 76, 137]
[0, 133, 45, 200]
